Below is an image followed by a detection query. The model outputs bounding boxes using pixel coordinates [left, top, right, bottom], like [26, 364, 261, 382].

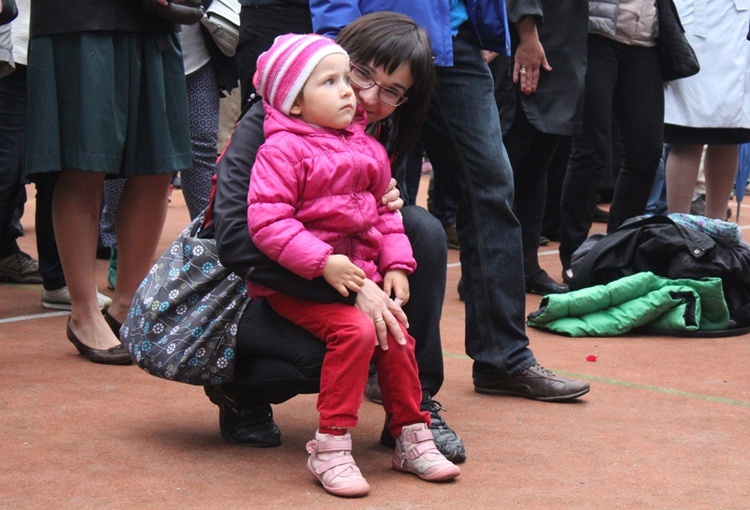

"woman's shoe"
[525, 270, 568, 295]
[103, 311, 123, 339]
[66, 318, 133, 365]
[306, 431, 370, 497]
[392, 423, 460, 481]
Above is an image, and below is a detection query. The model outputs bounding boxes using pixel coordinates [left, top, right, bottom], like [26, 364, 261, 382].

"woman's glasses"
[349, 64, 408, 107]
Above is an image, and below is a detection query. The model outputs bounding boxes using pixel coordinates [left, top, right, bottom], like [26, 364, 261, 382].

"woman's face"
[351, 60, 414, 123]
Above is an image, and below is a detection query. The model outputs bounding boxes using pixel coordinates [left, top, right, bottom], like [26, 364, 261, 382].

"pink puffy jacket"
[247, 103, 416, 297]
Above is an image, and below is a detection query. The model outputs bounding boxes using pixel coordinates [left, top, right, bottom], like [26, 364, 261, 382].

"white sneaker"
[42, 286, 112, 311]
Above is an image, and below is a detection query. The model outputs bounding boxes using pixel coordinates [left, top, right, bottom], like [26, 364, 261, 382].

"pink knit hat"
[253, 33, 349, 115]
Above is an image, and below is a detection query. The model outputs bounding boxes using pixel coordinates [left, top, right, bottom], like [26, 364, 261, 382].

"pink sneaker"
[306, 431, 370, 497]
[392, 423, 461, 481]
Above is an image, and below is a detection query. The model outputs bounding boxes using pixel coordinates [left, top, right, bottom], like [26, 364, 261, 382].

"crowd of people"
[1, 0, 749, 500]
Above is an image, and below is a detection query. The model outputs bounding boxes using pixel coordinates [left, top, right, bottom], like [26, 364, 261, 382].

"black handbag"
[0, 0, 18, 26]
[142, 0, 205, 25]
[655, 0, 700, 81]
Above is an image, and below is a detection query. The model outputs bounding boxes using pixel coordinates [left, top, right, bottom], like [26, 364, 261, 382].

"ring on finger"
[374, 317, 385, 323]
[519, 67, 527, 74]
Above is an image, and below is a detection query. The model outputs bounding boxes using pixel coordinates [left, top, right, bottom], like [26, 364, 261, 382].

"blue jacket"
[309, 0, 510, 67]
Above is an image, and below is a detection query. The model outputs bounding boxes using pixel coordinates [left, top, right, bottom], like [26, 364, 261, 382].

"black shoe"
[457, 276, 465, 302]
[204, 385, 282, 447]
[474, 364, 590, 402]
[0, 252, 42, 284]
[421, 398, 466, 463]
[538, 235, 550, 247]
[592, 206, 609, 223]
[365, 371, 383, 404]
[66, 318, 133, 365]
[380, 397, 466, 463]
[444, 222, 460, 250]
[525, 270, 568, 295]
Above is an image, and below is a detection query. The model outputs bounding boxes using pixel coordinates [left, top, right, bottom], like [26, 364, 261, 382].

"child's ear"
[289, 101, 302, 116]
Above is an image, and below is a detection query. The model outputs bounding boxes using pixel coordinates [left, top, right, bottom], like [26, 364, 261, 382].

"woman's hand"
[382, 178, 404, 211]
[323, 254, 365, 297]
[355, 279, 408, 349]
[513, 16, 552, 95]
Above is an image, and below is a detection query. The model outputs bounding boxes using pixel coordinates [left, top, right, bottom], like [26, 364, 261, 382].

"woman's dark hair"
[336, 12, 436, 171]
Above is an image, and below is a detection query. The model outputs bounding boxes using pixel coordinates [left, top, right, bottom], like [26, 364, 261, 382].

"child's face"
[290, 53, 357, 129]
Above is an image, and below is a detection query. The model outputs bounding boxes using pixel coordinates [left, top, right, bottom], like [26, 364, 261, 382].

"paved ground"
[2, 178, 749, 509]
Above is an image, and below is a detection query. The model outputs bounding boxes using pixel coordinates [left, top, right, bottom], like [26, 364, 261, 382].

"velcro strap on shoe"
[313, 438, 352, 454]
[403, 427, 433, 444]
[405, 440, 437, 461]
[314, 455, 356, 476]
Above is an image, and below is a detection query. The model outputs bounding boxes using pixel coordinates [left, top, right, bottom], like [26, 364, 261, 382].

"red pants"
[266, 293, 429, 436]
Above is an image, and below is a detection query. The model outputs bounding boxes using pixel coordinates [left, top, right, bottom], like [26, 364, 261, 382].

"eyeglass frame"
[349, 63, 409, 107]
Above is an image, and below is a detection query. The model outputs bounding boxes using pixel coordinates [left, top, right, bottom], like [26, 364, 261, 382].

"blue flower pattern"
[119, 213, 246, 385]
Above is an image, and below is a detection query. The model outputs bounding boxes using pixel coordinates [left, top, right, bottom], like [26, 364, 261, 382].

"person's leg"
[230, 298, 327, 402]
[34, 180, 66, 291]
[53, 169, 120, 350]
[608, 44, 663, 231]
[504, 103, 565, 289]
[373, 328, 429, 437]
[266, 294, 373, 430]
[560, 34, 618, 270]
[400, 205, 445, 396]
[236, 4, 312, 115]
[106, 173, 172, 322]
[420, 25, 588, 400]
[541, 137, 571, 242]
[0, 70, 24, 258]
[703, 144, 740, 220]
[182, 63, 220, 220]
[645, 146, 668, 216]
[666, 144, 704, 214]
[0, 66, 41, 283]
[419, 26, 534, 379]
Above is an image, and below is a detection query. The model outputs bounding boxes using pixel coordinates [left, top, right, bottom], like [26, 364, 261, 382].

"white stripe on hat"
[279, 44, 349, 114]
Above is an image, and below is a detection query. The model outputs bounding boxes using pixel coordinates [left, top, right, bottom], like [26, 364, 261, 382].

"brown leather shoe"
[474, 364, 590, 402]
[66, 318, 133, 365]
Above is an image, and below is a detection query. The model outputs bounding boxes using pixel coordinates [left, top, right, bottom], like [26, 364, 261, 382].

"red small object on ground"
[586, 354, 598, 362]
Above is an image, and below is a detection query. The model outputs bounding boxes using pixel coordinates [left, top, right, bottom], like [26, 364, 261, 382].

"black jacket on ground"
[570, 215, 750, 327]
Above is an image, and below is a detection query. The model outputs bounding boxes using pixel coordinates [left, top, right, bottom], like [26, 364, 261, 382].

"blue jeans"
[419, 24, 535, 379]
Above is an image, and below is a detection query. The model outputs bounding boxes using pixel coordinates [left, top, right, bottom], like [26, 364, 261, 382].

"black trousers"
[560, 34, 664, 269]
[226, 205, 448, 405]
[236, 3, 313, 116]
[503, 101, 568, 279]
[0, 66, 64, 288]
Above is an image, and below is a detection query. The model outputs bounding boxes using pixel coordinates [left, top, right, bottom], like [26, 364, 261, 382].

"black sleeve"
[505, 0, 543, 25]
[212, 104, 356, 305]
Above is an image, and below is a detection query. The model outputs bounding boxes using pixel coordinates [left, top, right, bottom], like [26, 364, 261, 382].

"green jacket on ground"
[526, 271, 730, 337]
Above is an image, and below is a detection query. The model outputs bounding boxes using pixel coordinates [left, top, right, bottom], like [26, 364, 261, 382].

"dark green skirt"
[25, 31, 192, 179]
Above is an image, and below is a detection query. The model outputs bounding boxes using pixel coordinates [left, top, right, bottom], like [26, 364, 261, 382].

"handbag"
[0, 0, 18, 26]
[655, 0, 700, 81]
[200, 0, 241, 57]
[121, 211, 250, 385]
[142, 0, 205, 25]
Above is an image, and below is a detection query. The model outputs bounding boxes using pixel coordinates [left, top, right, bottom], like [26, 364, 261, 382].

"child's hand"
[383, 270, 410, 307]
[323, 254, 366, 297]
